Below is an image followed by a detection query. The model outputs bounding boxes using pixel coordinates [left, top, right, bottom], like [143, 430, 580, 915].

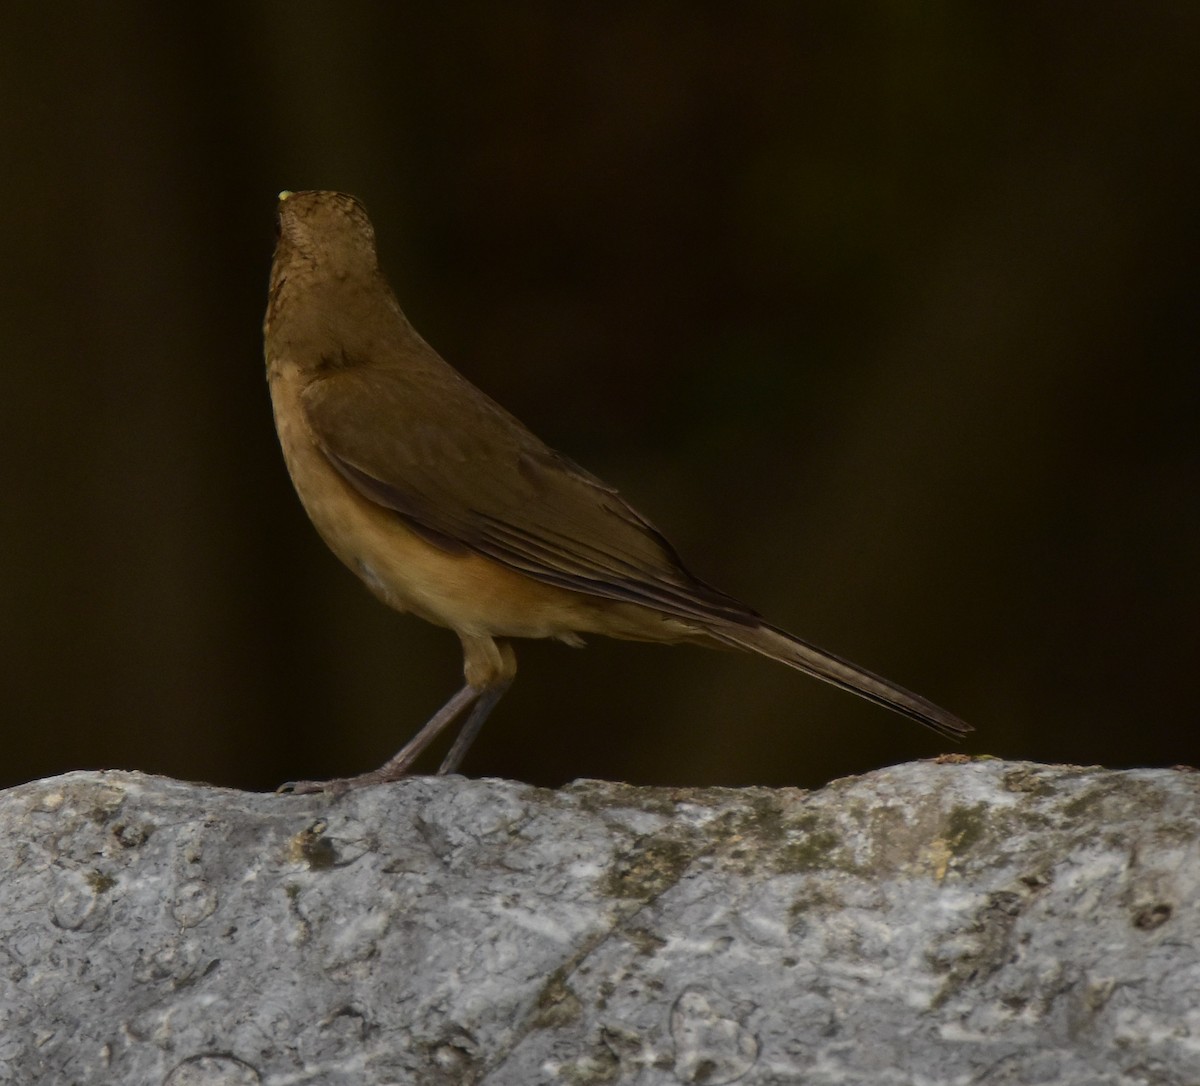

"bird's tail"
[709, 622, 971, 741]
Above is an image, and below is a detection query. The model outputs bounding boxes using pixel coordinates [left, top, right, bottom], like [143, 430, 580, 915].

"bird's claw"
[276, 778, 352, 797]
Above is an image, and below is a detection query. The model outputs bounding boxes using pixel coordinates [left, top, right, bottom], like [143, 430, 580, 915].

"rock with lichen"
[0, 760, 1196, 1084]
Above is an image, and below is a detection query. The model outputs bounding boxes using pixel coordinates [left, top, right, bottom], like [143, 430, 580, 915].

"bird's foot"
[275, 770, 408, 797]
[277, 777, 350, 797]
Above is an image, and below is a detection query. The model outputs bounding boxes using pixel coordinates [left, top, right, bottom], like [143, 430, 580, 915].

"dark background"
[3, 5, 1197, 792]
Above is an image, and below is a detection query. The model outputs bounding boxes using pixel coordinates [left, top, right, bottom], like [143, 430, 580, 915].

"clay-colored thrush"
[264, 190, 969, 790]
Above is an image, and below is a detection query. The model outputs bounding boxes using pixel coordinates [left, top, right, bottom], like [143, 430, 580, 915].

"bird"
[264, 189, 969, 792]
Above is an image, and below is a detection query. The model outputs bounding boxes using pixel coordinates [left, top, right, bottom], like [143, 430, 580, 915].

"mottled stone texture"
[1, 760, 1196, 1085]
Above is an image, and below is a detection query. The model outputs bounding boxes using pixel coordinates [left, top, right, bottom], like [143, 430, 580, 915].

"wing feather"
[301, 364, 757, 628]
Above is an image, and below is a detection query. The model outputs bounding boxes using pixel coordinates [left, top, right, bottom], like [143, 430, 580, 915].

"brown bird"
[264, 190, 969, 792]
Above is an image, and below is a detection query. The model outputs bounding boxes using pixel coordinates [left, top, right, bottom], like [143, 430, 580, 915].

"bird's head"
[273, 190, 379, 279]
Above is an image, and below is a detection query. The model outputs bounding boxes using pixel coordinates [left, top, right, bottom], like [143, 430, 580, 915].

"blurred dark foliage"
[2, 4, 1197, 791]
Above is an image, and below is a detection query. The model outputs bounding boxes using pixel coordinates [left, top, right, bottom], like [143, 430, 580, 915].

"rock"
[1, 760, 1196, 1084]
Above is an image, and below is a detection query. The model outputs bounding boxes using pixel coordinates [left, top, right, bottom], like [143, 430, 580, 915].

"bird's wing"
[300, 362, 758, 627]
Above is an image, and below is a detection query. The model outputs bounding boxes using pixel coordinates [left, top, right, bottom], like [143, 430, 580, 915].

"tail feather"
[711, 622, 971, 741]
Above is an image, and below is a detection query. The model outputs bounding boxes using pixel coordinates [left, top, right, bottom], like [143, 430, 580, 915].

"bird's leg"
[364, 682, 480, 780]
[438, 637, 517, 775]
[278, 635, 517, 794]
[278, 683, 479, 795]
[438, 680, 510, 774]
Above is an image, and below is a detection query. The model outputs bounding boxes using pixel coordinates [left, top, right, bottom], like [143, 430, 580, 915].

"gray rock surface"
[1, 760, 1196, 1085]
